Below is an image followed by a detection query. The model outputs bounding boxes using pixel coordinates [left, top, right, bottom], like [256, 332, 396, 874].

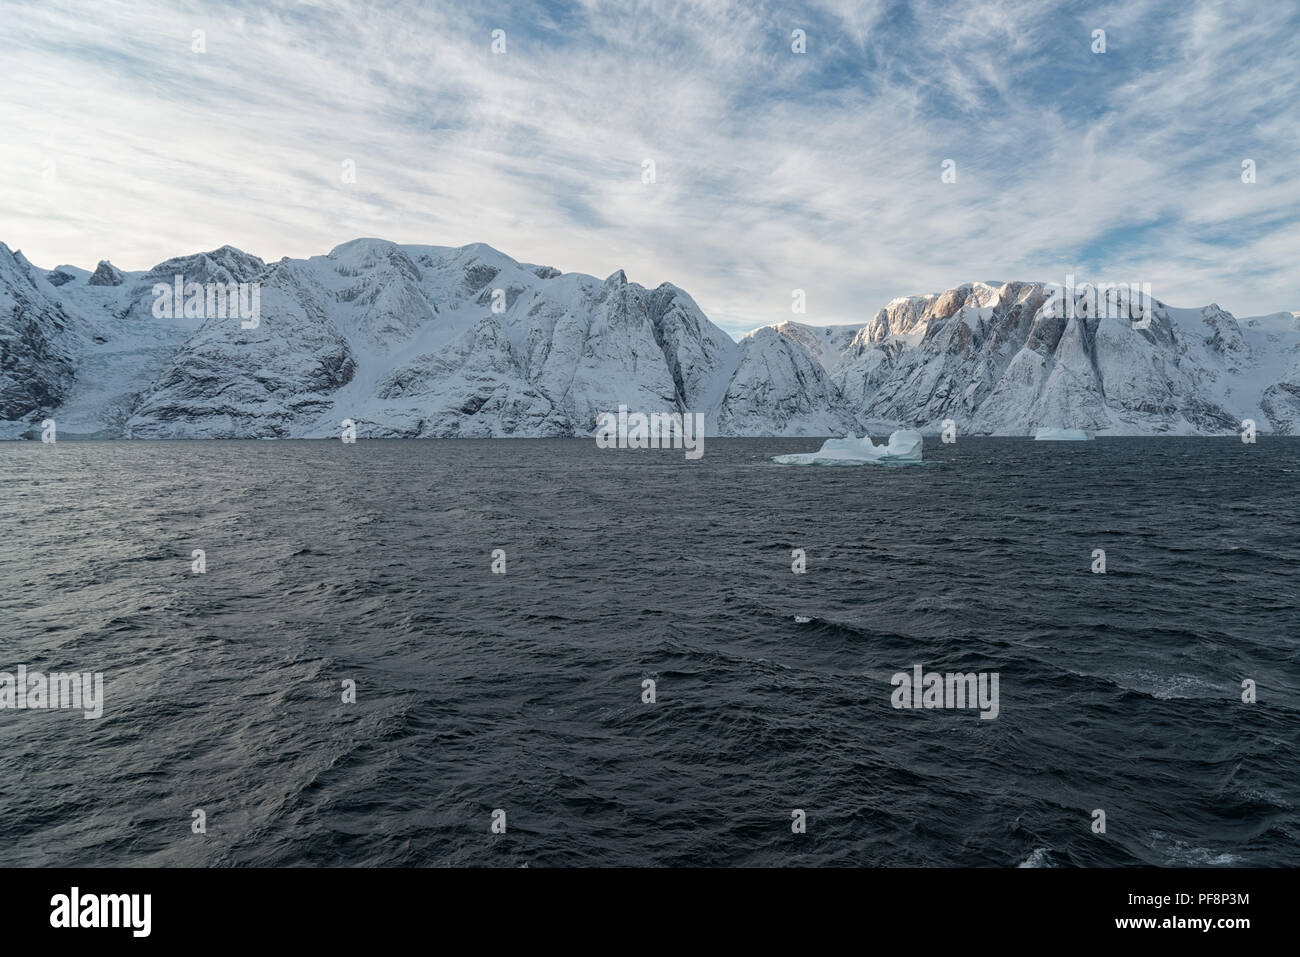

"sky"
[2, 0, 1297, 337]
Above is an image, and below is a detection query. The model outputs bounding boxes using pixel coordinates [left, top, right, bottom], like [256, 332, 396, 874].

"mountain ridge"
[3, 239, 1298, 438]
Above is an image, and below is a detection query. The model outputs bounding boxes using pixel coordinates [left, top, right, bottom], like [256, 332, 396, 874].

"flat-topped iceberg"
[1033, 427, 1091, 441]
[773, 429, 924, 465]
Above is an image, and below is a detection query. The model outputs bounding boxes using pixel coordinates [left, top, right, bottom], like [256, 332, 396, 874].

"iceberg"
[772, 429, 924, 465]
[1033, 427, 1091, 441]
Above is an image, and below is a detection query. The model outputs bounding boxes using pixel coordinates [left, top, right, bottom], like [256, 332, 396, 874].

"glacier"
[772, 430, 924, 465]
[2, 238, 1298, 439]
[1033, 428, 1091, 441]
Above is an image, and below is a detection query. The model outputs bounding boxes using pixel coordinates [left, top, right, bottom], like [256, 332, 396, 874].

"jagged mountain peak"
[87, 260, 124, 286]
[143, 246, 268, 285]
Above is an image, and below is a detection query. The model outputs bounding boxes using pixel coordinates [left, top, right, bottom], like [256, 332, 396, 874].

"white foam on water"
[1018, 847, 1054, 868]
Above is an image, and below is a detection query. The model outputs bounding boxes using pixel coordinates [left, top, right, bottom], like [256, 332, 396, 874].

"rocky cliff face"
[0, 243, 83, 424]
[778, 281, 1300, 435]
[3, 238, 1297, 438]
[715, 327, 862, 436]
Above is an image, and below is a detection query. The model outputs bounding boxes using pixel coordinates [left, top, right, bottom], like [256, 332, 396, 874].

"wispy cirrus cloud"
[1, 0, 1296, 336]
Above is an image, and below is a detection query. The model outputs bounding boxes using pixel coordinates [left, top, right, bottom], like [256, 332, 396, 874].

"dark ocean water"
[1, 437, 1296, 867]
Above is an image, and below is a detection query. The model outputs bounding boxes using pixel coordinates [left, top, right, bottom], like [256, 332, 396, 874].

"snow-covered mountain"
[1, 238, 748, 439]
[0, 244, 82, 425]
[774, 281, 1300, 436]
[2, 239, 1297, 438]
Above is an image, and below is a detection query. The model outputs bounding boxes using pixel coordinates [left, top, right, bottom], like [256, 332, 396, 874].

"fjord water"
[1, 438, 1296, 867]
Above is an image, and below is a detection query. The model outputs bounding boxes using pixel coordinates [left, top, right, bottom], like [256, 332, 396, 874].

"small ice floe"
[1033, 427, 1091, 440]
[794, 616, 812, 623]
[772, 430, 924, 465]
